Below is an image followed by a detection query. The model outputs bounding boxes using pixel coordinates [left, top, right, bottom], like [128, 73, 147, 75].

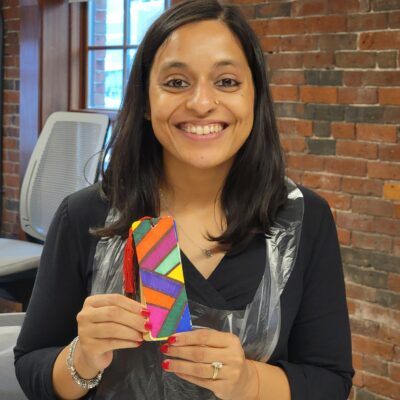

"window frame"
[71, 0, 170, 116]
[19, 0, 178, 181]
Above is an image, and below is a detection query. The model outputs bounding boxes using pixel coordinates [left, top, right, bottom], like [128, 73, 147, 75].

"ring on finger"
[211, 361, 224, 380]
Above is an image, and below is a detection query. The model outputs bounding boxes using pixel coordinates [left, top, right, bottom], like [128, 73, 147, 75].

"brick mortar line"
[268, 50, 399, 53]
[275, 100, 400, 104]
[250, 11, 395, 20]
[266, 68, 400, 71]
[256, 30, 400, 36]
[347, 297, 400, 311]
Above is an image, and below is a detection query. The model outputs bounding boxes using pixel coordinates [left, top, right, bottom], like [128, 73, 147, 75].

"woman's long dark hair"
[98, 0, 287, 252]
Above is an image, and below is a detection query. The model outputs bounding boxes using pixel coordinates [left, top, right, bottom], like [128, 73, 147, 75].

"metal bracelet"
[66, 336, 103, 390]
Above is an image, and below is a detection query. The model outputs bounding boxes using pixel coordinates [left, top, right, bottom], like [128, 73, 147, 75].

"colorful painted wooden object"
[131, 216, 192, 340]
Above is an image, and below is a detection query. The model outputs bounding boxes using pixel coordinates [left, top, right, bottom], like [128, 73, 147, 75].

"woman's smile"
[175, 120, 229, 142]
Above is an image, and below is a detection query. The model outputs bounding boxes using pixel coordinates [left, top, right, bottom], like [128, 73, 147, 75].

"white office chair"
[0, 312, 26, 399]
[0, 111, 109, 282]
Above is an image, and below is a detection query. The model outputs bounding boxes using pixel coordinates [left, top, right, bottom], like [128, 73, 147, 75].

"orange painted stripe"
[142, 286, 175, 309]
[136, 218, 172, 262]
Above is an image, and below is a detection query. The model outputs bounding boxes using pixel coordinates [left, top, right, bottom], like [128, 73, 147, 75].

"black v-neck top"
[14, 183, 354, 399]
[181, 235, 266, 310]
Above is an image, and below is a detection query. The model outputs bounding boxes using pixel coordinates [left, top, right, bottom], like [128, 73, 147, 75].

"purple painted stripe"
[139, 269, 182, 298]
[141, 228, 176, 271]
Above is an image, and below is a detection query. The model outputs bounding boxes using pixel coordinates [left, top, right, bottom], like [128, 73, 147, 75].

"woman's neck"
[161, 154, 232, 211]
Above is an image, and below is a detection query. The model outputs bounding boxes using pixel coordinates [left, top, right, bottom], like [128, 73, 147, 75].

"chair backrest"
[19, 112, 109, 241]
[0, 312, 25, 327]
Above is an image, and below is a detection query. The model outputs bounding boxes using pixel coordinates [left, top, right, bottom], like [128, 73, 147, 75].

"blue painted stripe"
[139, 269, 182, 298]
[175, 302, 192, 333]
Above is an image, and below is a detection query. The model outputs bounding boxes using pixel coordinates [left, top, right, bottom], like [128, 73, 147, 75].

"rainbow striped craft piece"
[131, 216, 192, 341]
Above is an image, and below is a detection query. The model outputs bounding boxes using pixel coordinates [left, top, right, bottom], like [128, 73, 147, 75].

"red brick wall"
[1, 1, 400, 399]
[1, 0, 20, 238]
[241, 1, 400, 399]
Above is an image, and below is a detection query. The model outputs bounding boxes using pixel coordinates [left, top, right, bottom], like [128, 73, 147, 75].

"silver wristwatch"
[66, 336, 103, 390]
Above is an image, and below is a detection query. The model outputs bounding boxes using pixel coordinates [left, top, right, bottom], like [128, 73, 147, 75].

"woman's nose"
[185, 82, 217, 115]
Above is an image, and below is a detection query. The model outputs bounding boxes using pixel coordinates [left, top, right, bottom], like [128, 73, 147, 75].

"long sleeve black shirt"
[14, 184, 354, 399]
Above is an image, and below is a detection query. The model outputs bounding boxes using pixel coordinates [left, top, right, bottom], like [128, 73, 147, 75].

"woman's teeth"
[180, 124, 224, 135]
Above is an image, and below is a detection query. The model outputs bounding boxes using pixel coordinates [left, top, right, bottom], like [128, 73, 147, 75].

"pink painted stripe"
[141, 228, 176, 271]
[147, 304, 169, 337]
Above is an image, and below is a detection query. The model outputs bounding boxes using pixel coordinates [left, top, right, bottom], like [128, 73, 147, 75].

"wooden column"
[19, 0, 41, 177]
[19, 0, 69, 179]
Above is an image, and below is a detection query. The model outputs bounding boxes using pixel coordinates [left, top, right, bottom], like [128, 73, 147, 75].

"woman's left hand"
[160, 329, 257, 400]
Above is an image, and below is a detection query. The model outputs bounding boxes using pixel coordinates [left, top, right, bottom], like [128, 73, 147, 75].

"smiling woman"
[14, 1, 353, 399]
[149, 20, 254, 173]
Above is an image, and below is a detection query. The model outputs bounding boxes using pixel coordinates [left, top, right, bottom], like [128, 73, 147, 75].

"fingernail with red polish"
[136, 340, 143, 346]
[141, 309, 151, 318]
[167, 336, 176, 345]
[160, 344, 169, 354]
[161, 360, 170, 370]
[144, 321, 152, 331]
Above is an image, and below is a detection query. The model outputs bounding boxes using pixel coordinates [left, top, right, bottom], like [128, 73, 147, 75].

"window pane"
[125, 48, 138, 84]
[128, 0, 165, 45]
[87, 49, 124, 110]
[88, 0, 124, 47]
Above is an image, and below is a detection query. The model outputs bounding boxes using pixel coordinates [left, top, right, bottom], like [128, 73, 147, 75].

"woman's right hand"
[75, 293, 150, 373]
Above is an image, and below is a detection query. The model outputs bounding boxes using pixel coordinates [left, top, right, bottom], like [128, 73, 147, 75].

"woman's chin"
[177, 155, 234, 172]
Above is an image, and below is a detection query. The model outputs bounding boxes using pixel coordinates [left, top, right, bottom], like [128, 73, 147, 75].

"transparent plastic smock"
[90, 179, 304, 399]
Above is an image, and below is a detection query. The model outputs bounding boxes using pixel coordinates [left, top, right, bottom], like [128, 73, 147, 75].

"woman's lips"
[176, 122, 228, 136]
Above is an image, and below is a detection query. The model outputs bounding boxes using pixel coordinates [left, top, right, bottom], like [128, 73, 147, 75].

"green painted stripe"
[154, 246, 180, 275]
[158, 287, 187, 337]
[132, 218, 158, 245]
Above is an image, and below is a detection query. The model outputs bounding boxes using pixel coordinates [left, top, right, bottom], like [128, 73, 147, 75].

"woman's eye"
[216, 78, 240, 88]
[164, 79, 189, 88]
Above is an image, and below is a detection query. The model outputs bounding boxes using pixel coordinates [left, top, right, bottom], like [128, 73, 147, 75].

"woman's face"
[148, 20, 255, 171]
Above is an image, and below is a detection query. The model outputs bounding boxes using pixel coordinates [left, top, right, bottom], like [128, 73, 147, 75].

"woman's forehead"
[151, 20, 249, 72]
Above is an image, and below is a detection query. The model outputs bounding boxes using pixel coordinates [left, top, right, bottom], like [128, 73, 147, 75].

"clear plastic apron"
[90, 179, 304, 399]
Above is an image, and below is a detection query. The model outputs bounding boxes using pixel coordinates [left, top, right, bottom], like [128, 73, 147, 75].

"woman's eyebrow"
[213, 59, 242, 68]
[159, 59, 242, 73]
[159, 61, 187, 72]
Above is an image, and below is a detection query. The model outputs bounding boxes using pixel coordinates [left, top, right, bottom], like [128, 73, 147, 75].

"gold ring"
[211, 361, 223, 380]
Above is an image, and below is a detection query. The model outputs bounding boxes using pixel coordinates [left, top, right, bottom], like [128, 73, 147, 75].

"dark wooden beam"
[19, 0, 41, 178]
[19, 0, 69, 180]
[41, 1, 69, 125]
